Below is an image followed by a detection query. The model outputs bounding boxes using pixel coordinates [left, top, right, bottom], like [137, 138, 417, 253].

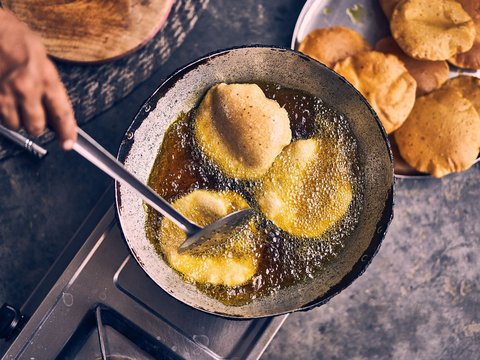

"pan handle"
[72, 127, 201, 236]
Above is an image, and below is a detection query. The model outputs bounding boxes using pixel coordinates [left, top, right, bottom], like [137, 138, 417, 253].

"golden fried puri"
[375, 37, 450, 96]
[255, 138, 353, 238]
[194, 83, 292, 180]
[444, 75, 480, 113]
[334, 51, 417, 133]
[449, 0, 480, 69]
[159, 190, 258, 287]
[379, 0, 402, 20]
[391, 0, 476, 60]
[298, 26, 372, 68]
[394, 87, 480, 177]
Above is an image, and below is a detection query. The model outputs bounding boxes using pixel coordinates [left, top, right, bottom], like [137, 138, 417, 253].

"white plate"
[292, 0, 389, 50]
[291, 0, 480, 178]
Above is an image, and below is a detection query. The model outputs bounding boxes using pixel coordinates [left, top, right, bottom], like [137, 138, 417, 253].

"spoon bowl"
[179, 208, 256, 254]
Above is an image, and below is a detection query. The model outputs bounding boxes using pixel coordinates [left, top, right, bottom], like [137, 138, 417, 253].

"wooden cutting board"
[1, 0, 174, 63]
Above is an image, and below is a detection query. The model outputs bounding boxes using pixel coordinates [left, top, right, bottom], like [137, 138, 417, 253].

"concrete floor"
[0, 1, 479, 359]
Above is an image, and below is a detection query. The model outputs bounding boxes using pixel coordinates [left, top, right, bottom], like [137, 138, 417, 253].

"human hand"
[0, 9, 76, 150]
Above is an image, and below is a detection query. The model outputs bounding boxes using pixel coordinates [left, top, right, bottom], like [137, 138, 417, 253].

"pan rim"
[115, 45, 395, 319]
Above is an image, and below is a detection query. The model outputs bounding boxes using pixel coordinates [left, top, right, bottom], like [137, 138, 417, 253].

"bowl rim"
[115, 45, 395, 318]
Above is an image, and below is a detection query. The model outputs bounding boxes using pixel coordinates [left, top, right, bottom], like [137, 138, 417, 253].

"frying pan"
[115, 46, 394, 318]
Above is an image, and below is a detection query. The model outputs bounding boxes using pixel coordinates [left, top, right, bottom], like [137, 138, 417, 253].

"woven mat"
[0, 0, 209, 160]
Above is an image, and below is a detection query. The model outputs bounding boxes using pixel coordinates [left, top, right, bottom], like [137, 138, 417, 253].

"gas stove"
[0, 187, 286, 359]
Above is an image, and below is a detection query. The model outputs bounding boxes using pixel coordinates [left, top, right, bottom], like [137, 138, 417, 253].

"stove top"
[0, 188, 287, 359]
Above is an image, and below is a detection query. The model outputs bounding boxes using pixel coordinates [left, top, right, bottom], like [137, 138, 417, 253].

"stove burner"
[0, 304, 24, 341]
[59, 307, 179, 359]
[0, 190, 286, 359]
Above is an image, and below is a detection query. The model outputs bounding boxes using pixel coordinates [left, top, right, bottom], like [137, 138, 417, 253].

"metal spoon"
[73, 127, 254, 254]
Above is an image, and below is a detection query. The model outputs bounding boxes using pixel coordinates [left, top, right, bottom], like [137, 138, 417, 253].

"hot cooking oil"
[145, 83, 365, 306]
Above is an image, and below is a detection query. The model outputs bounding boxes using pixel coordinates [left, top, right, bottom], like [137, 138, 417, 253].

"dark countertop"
[0, 1, 479, 359]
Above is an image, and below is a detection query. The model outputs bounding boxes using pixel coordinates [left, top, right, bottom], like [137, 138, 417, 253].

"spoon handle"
[0, 124, 48, 158]
[73, 127, 201, 235]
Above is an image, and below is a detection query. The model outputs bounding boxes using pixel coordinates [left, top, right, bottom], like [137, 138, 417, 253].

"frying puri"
[148, 81, 364, 306]
[255, 138, 353, 238]
[194, 83, 292, 180]
[159, 190, 258, 287]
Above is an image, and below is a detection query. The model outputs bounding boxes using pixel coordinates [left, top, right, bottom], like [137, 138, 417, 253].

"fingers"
[10, 73, 47, 137]
[18, 95, 46, 137]
[43, 61, 76, 150]
[0, 56, 76, 149]
[0, 88, 20, 130]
